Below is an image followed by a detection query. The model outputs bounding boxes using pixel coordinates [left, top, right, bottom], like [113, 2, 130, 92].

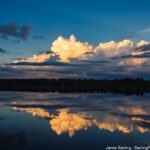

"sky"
[1, 0, 150, 79]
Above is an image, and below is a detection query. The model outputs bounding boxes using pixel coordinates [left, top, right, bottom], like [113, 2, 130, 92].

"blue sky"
[1, 0, 150, 78]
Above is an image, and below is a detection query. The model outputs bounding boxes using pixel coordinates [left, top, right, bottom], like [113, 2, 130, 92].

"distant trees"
[0, 78, 150, 95]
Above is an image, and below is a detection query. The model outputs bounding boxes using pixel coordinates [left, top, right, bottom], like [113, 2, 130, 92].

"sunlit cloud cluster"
[13, 34, 150, 63]
[51, 35, 94, 62]
[4, 34, 150, 78]
[14, 53, 53, 63]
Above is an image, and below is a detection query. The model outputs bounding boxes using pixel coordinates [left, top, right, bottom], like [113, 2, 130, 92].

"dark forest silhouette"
[1, 78, 150, 95]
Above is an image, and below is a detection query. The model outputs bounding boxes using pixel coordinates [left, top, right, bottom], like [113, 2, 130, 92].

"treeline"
[0, 78, 150, 95]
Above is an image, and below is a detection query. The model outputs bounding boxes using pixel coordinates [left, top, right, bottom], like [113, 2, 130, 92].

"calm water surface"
[0, 91, 150, 150]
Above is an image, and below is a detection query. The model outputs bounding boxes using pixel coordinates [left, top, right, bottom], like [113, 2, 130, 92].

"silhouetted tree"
[0, 78, 150, 95]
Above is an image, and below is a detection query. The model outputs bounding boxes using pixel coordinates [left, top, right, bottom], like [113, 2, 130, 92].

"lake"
[0, 91, 150, 150]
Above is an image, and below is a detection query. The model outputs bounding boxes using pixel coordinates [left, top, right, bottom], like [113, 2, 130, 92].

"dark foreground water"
[0, 92, 150, 150]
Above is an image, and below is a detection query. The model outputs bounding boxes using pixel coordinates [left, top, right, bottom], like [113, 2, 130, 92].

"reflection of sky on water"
[0, 92, 150, 149]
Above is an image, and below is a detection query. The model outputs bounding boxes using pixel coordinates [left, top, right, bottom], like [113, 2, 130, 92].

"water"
[0, 91, 150, 150]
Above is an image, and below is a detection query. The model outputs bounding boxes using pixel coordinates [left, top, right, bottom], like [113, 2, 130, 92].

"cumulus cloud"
[51, 35, 94, 62]
[13, 34, 150, 63]
[50, 35, 138, 62]
[0, 22, 31, 40]
[6, 35, 150, 78]
[93, 40, 135, 59]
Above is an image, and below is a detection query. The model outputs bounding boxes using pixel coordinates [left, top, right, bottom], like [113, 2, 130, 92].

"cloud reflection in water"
[12, 103, 150, 137]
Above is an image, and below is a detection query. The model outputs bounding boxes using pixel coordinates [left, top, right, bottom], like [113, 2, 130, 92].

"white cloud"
[51, 34, 94, 62]
[90, 40, 135, 60]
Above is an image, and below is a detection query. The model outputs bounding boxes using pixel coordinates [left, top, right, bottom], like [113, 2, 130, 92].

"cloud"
[138, 28, 150, 33]
[12, 35, 137, 64]
[93, 39, 135, 58]
[9, 61, 77, 67]
[118, 33, 135, 40]
[39, 50, 53, 54]
[32, 35, 45, 40]
[0, 65, 53, 79]
[13, 52, 57, 63]
[136, 42, 150, 52]
[12, 34, 150, 64]
[0, 48, 7, 53]
[10, 59, 109, 67]
[0, 22, 31, 40]
[4, 34, 150, 78]
[51, 35, 94, 62]
[51, 35, 136, 61]
[119, 27, 150, 40]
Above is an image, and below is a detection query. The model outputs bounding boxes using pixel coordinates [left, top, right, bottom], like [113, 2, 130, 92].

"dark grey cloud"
[0, 22, 31, 40]
[32, 35, 45, 40]
[69, 58, 110, 65]
[111, 51, 150, 60]
[119, 52, 150, 59]
[7, 61, 77, 67]
[7, 61, 94, 68]
[1, 63, 150, 79]
[8, 59, 110, 67]
[0, 48, 7, 53]
[38, 66, 85, 75]
[0, 66, 26, 78]
[23, 63, 129, 79]
[118, 33, 135, 40]
[84, 52, 95, 55]
[39, 50, 53, 54]
[0, 66, 24, 73]
[79, 60, 110, 64]
[136, 43, 150, 51]
[7, 51, 110, 67]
